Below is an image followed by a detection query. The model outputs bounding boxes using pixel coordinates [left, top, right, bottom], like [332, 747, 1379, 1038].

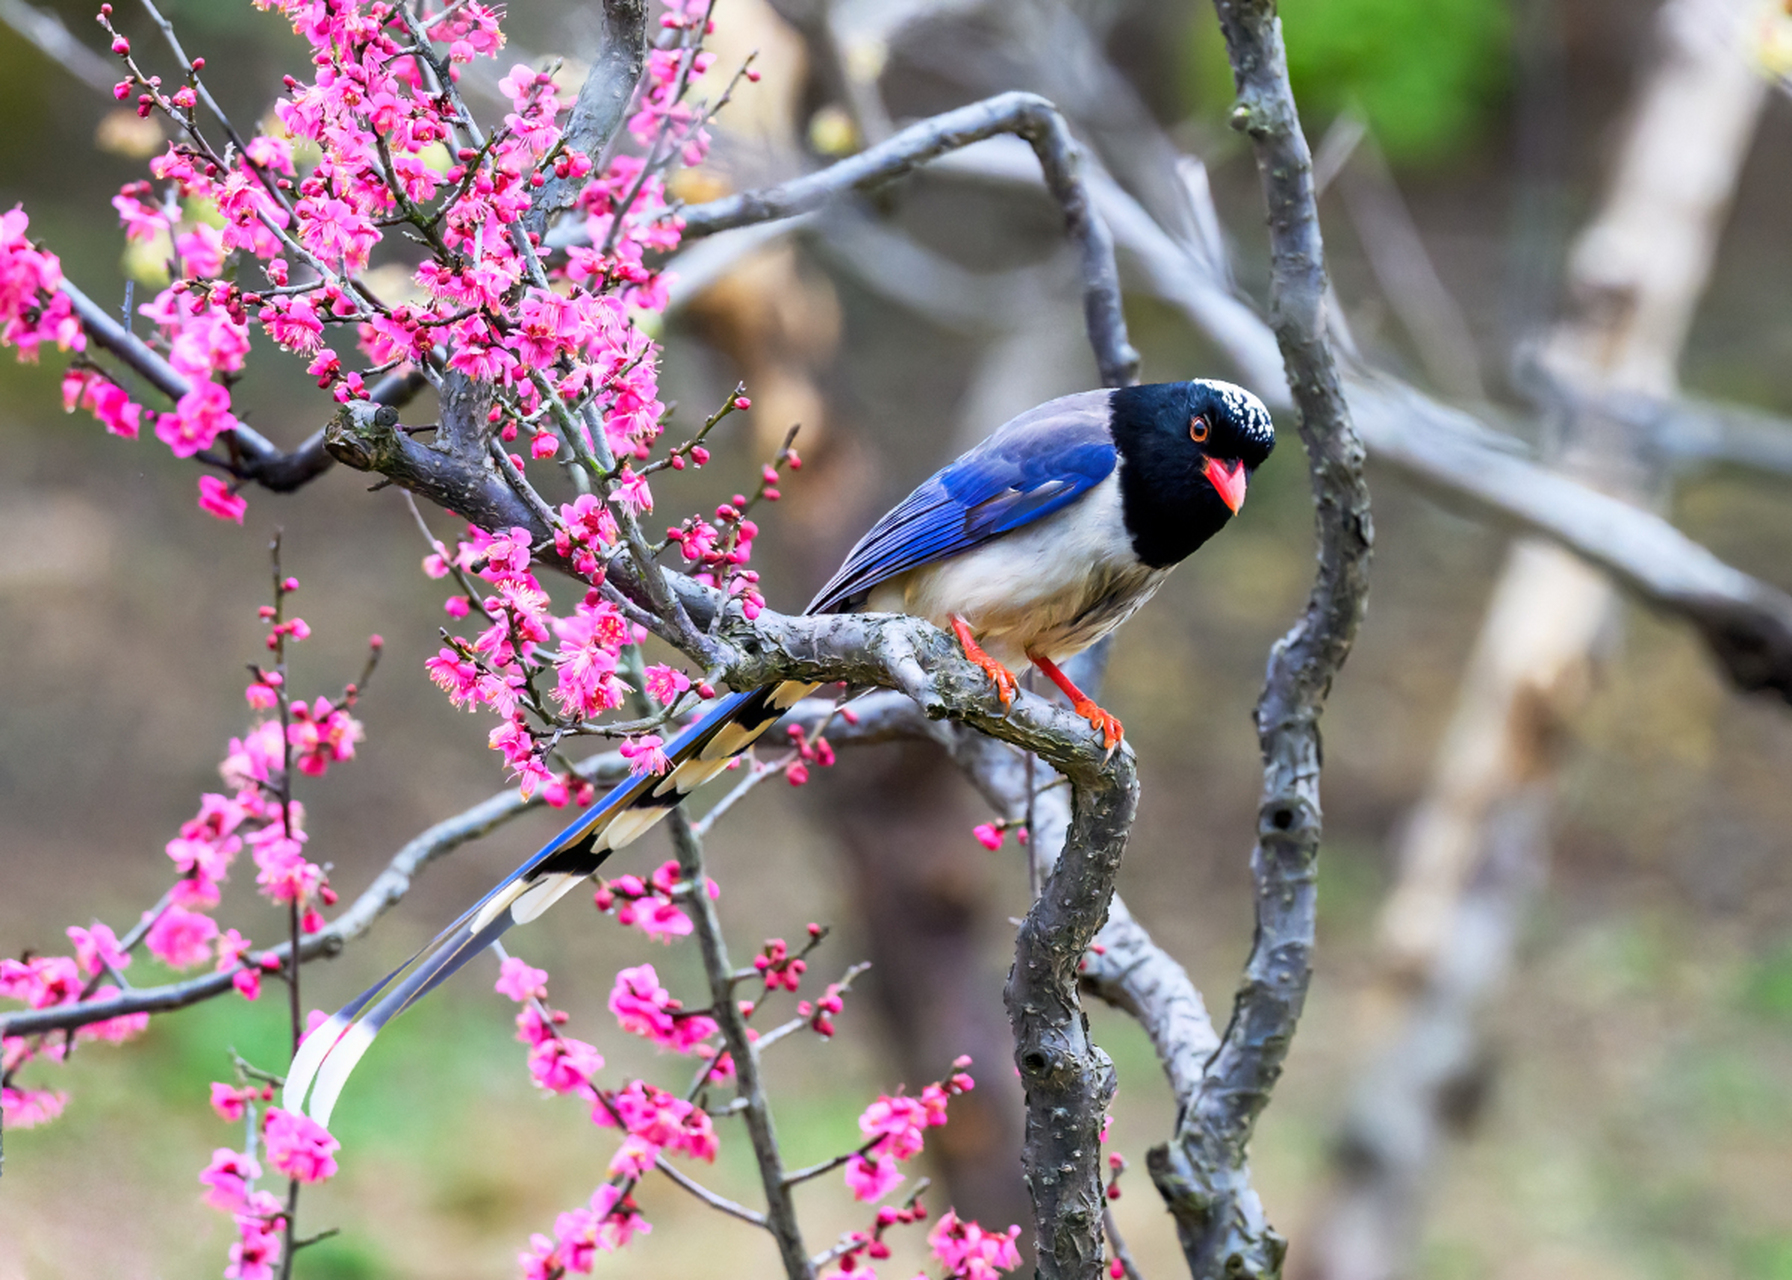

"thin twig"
[665, 809, 813, 1280]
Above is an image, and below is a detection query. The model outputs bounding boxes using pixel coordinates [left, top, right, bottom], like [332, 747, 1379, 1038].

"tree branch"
[60, 278, 425, 492]
[1145, 8, 1374, 1278]
[522, 0, 647, 241]
[569, 91, 1139, 387]
[0, 743, 636, 1039]
[665, 810, 812, 1280]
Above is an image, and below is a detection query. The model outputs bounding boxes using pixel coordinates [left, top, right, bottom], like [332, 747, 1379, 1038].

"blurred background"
[3, 0, 1792, 1276]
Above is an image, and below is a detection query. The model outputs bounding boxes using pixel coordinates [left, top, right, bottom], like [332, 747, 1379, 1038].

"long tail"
[284, 678, 820, 1126]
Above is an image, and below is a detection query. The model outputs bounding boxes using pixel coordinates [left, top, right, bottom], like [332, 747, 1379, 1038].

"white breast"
[865, 473, 1166, 670]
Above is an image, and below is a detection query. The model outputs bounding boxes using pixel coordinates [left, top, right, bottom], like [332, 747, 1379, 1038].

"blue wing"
[806, 389, 1117, 614]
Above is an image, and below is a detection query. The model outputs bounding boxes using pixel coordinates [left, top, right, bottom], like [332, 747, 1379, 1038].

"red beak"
[1203, 457, 1248, 514]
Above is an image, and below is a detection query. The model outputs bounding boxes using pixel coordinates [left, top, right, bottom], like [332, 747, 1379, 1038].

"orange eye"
[1189, 416, 1209, 443]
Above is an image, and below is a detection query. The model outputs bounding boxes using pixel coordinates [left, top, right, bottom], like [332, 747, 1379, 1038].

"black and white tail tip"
[283, 679, 820, 1127]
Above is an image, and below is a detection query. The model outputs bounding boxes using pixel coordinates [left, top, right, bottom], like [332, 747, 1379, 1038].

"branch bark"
[522, 0, 647, 240]
[1146, 7, 1373, 1278]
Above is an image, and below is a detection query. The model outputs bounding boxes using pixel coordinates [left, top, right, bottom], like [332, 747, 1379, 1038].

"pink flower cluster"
[199, 1148, 286, 1280]
[752, 936, 807, 992]
[426, 521, 671, 797]
[0, 928, 151, 1128]
[608, 963, 719, 1054]
[0, 207, 80, 360]
[825, 1199, 1022, 1280]
[519, 1185, 651, 1279]
[592, 858, 718, 942]
[4, 0, 733, 542]
[844, 1059, 977, 1203]
[493, 953, 735, 1274]
[3, 598, 365, 1132]
[198, 1098, 338, 1280]
[779, 717, 837, 788]
[927, 1210, 1024, 1280]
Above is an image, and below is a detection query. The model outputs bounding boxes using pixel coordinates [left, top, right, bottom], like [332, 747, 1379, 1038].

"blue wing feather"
[807, 390, 1116, 613]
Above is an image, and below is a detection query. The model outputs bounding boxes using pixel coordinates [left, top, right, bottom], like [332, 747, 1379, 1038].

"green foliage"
[1192, 0, 1511, 165]
[1742, 1236, 1792, 1280]
[1741, 941, 1792, 1025]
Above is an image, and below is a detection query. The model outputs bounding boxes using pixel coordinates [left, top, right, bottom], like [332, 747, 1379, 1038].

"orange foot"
[951, 615, 1018, 707]
[1030, 652, 1124, 752]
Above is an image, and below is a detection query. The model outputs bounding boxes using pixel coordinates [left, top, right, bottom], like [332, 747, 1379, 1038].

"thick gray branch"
[1147, 8, 1375, 1279]
[522, 0, 647, 241]
[1351, 375, 1792, 702]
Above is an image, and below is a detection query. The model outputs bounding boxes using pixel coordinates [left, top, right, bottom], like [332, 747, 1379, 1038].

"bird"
[284, 378, 1274, 1125]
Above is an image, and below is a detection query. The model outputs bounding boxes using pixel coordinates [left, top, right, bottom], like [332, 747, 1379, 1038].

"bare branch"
[0, 0, 116, 93]
[654, 1154, 770, 1229]
[60, 278, 425, 492]
[1350, 374, 1792, 703]
[1144, 8, 1374, 1279]
[584, 91, 1140, 388]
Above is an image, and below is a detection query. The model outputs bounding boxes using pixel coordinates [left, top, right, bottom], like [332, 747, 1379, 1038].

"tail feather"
[286, 680, 821, 1123]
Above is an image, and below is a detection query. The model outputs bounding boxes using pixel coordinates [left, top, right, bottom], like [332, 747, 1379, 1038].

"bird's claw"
[1074, 699, 1124, 753]
[951, 616, 1018, 708]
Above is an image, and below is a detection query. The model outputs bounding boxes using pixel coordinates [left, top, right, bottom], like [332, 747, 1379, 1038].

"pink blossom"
[618, 733, 670, 777]
[263, 1107, 339, 1183]
[642, 664, 692, 706]
[972, 823, 1005, 851]
[620, 897, 692, 941]
[225, 1200, 285, 1280]
[528, 1035, 604, 1096]
[66, 922, 129, 977]
[1, 1085, 67, 1128]
[166, 792, 246, 883]
[199, 475, 248, 523]
[845, 1152, 903, 1202]
[286, 697, 363, 775]
[927, 1210, 1023, 1280]
[199, 1147, 262, 1212]
[859, 1093, 933, 1160]
[155, 380, 237, 458]
[608, 964, 717, 1053]
[210, 1082, 259, 1122]
[489, 717, 553, 798]
[145, 905, 219, 970]
[610, 466, 652, 514]
[496, 955, 549, 1003]
[222, 720, 285, 788]
[425, 647, 481, 708]
[65, 369, 144, 438]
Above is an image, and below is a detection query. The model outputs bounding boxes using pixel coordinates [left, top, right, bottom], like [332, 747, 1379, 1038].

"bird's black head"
[1108, 379, 1276, 568]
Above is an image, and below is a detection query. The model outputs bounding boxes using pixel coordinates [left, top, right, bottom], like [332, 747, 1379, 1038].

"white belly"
[865, 474, 1167, 670]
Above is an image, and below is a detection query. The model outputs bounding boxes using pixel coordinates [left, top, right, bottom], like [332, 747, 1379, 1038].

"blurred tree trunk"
[1296, 3, 1768, 1277]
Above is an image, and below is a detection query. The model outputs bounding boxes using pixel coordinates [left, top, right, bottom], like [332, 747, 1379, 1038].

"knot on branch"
[1257, 794, 1320, 849]
[324, 399, 406, 471]
[1146, 1143, 1289, 1280]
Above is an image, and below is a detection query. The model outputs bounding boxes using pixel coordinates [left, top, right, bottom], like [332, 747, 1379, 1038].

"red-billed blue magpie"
[285, 379, 1273, 1123]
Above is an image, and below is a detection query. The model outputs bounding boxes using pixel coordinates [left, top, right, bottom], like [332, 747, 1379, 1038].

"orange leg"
[950, 615, 1018, 707]
[1029, 652, 1124, 751]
